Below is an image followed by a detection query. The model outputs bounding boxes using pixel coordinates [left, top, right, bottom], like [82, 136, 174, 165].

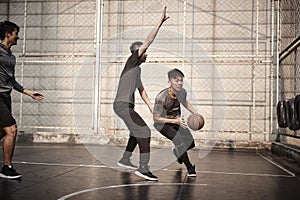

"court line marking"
[57, 182, 208, 200]
[257, 152, 296, 177]
[4, 160, 294, 178]
[15, 145, 92, 149]
[194, 170, 293, 178]
[11, 161, 107, 168]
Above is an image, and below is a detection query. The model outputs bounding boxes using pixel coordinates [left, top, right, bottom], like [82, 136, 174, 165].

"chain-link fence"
[277, 0, 300, 146]
[0, 0, 278, 146]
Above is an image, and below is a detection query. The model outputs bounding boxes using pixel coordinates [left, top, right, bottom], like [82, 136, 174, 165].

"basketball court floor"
[0, 143, 300, 200]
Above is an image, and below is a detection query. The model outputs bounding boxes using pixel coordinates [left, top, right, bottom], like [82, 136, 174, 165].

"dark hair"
[130, 41, 143, 53]
[0, 21, 20, 40]
[168, 68, 185, 79]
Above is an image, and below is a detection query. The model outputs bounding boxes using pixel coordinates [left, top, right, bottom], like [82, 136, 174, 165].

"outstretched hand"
[31, 92, 44, 100]
[23, 89, 44, 101]
[161, 6, 170, 23]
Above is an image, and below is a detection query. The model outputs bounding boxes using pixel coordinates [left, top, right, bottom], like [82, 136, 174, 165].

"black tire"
[293, 95, 300, 130]
[287, 98, 300, 130]
[277, 100, 289, 128]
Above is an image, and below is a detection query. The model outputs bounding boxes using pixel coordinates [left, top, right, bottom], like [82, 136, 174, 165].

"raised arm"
[138, 6, 169, 56]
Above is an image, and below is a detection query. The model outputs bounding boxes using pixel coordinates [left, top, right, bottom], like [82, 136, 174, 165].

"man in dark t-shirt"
[0, 21, 44, 180]
[113, 6, 169, 181]
[153, 68, 198, 177]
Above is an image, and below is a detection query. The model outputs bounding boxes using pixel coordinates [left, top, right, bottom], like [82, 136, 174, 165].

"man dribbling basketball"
[153, 68, 199, 177]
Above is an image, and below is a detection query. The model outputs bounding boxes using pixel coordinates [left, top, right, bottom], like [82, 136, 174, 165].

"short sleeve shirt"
[114, 50, 142, 105]
[153, 88, 187, 119]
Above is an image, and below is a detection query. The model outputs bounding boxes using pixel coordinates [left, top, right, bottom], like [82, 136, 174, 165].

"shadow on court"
[0, 143, 300, 200]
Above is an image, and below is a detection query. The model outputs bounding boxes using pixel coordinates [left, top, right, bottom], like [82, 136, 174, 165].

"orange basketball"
[187, 114, 205, 130]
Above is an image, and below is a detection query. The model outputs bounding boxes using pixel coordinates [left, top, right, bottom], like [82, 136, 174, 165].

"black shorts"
[0, 93, 16, 128]
[154, 123, 195, 151]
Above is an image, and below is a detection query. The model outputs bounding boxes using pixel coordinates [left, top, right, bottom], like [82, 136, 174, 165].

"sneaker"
[187, 165, 196, 177]
[134, 166, 158, 181]
[0, 165, 22, 180]
[117, 158, 138, 169]
[171, 147, 183, 164]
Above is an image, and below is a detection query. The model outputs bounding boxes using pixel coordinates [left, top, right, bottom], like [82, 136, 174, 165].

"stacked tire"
[277, 95, 300, 130]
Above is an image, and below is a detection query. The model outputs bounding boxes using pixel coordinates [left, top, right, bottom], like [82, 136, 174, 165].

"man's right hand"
[176, 116, 188, 129]
[161, 6, 170, 23]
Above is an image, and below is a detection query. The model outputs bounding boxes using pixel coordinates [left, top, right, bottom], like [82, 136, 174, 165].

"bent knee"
[4, 124, 18, 137]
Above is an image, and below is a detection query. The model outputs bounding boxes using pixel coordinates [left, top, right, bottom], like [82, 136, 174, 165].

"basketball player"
[113, 6, 169, 181]
[0, 21, 44, 179]
[153, 68, 198, 177]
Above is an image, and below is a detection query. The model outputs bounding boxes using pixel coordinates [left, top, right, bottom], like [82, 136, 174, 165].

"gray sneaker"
[117, 158, 138, 169]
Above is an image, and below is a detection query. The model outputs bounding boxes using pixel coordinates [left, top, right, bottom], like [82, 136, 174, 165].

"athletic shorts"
[0, 92, 16, 128]
[154, 123, 195, 151]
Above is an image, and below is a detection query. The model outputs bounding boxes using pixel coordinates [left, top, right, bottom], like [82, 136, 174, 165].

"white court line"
[57, 182, 208, 200]
[257, 152, 296, 177]
[163, 168, 293, 178]
[198, 170, 293, 178]
[11, 161, 107, 168]
[6, 161, 294, 178]
[15, 145, 89, 149]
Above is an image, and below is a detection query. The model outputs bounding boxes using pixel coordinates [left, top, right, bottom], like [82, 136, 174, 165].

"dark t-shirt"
[153, 88, 187, 119]
[114, 50, 142, 105]
[153, 88, 195, 151]
[0, 43, 24, 94]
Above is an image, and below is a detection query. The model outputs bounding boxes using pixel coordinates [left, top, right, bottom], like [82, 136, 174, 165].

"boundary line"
[57, 182, 208, 200]
[2, 160, 294, 178]
[257, 152, 295, 177]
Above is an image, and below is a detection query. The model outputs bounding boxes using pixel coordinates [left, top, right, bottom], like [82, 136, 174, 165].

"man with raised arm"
[114, 6, 169, 181]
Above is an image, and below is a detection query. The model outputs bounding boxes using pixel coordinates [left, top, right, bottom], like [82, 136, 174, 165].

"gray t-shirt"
[153, 87, 187, 119]
[0, 43, 24, 94]
[114, 50, 142, 105]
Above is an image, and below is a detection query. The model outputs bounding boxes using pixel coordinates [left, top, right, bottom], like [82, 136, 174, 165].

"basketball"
[187, 114, 205, 130]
